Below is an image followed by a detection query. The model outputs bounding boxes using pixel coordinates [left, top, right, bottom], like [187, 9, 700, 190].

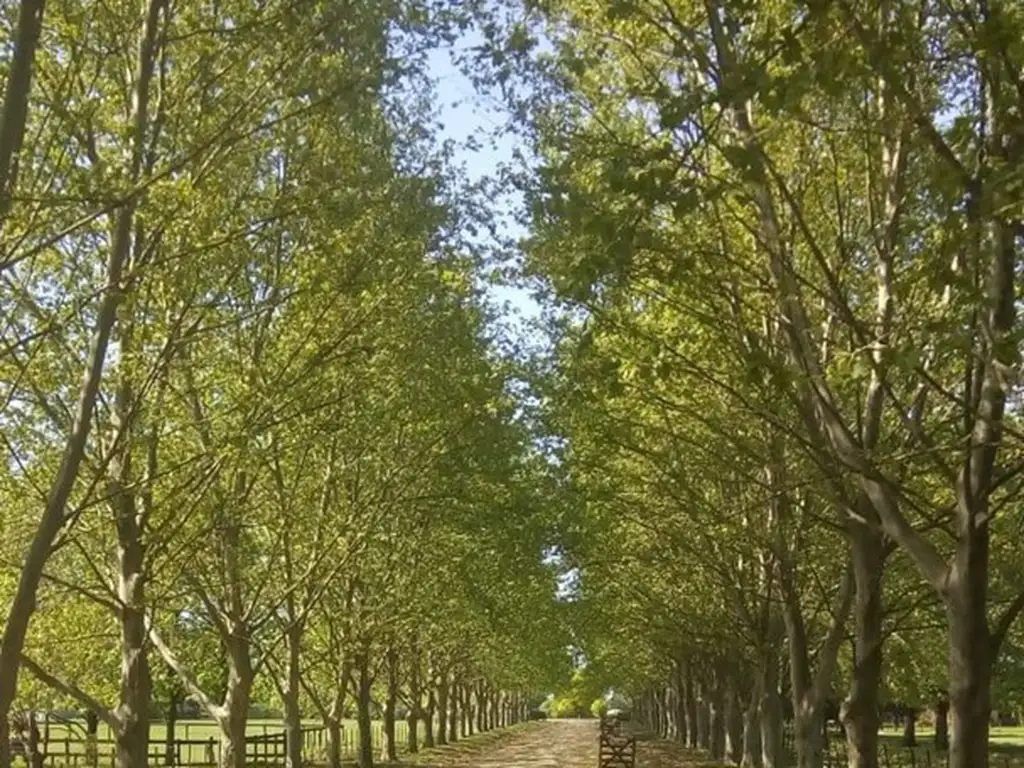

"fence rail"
[597, 715, 636, 768]
[782, 727, 1022, 768]
[15, 726, 333, 768]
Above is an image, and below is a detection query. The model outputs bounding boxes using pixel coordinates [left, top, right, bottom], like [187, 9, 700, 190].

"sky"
[424, 34, 543, 344]
[428, 38, 585, 609]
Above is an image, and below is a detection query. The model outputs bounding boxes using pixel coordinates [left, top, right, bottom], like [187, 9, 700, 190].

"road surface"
[412, 720, 598, 767]
[408, 719, 709, 768]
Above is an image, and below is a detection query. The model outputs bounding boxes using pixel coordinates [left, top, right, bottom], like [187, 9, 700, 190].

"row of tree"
[0, 2, 570, 768]
[480, 0, 1024, 767]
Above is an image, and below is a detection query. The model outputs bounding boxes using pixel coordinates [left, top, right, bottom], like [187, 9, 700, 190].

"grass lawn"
[880, 725, 1024, 746]
[824, 725, 1024, 767]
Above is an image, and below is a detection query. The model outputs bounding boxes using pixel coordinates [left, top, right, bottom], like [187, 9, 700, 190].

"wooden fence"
[782, 727, 1023, 768]
[18, 727, 329, 767]
[597, 715, 636, 768]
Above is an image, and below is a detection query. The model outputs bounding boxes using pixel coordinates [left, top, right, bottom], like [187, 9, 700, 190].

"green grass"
[822, 725, 1024, 767]
[878, 725, 1024, 746]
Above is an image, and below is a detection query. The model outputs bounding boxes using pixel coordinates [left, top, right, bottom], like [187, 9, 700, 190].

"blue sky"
[428, 37, 584, 606]
[425, 35, 543, 342]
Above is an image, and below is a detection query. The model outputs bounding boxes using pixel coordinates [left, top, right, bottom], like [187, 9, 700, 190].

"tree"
[471, 1, 1024, 767]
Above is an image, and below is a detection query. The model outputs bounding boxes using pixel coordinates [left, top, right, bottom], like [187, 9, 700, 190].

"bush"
[549, 695, 588, 718]
[590, 699, 608, 718]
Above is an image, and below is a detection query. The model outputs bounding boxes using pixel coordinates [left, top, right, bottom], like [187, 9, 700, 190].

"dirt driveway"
[407, 720, 598, 768]
[403, 719, 715, 768]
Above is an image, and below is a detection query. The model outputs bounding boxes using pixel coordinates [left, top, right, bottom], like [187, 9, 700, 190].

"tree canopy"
[3, 2, 1024, 768]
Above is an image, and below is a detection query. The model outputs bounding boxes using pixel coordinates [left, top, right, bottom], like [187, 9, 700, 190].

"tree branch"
[991, 591, 1024, 657]
[20, 655, 118, 730]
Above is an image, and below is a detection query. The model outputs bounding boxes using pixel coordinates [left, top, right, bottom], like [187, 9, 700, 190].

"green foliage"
[0, 2, 574, 760]
[472, 0, 1024, 759]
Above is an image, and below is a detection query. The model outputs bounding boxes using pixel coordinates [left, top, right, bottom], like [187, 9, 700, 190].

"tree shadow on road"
[394, 725, 536, 767]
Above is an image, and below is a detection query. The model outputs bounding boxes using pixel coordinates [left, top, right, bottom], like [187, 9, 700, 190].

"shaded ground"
[634, 737, 721, 768]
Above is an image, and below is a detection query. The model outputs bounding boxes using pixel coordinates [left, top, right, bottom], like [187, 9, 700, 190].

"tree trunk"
[380, 648, 398, 762]
[116, 525, 151, 768]
[793, 708, 825, 768]
[901, 709, 917, 747]
[783, 554, 851, 768]
[326, 719, 342, 768]
[356, 651, 374, 768]
[671, 684, 688, 745]
[463, 687, 474, 736]
[406, 654, 420, 754]
[324, 680, 346, 768]
[841, 516, 884, 768]
[665, 687, 673, 737]
[934, 696, 949, 751]
[406, 709, 418, 755]
[726, 684, 744, 766]
[86, 712, 99, 768]
[741, 694, 762, 768]
[759, 658, 783, 768]
[709, 675, 726, 760]
[674, 663, 688, 745]
[436, 673, 449, 746]
[283, 624, 303, 768]
[685, 666, 699, 748]
[219, 642, 253, 768]
[947, 556, 992, 768]
[447, 682, 458, 743]
[424, 686, 436, 748]
[476, 683, 486, 732]
[165, 689, 179, 767]
[25, 712, 42, 768]
[659, 687, 669, 736]
[490, 692, 499, 730]
[696, 680, 711, 750]
[0, 0, 46, 226]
